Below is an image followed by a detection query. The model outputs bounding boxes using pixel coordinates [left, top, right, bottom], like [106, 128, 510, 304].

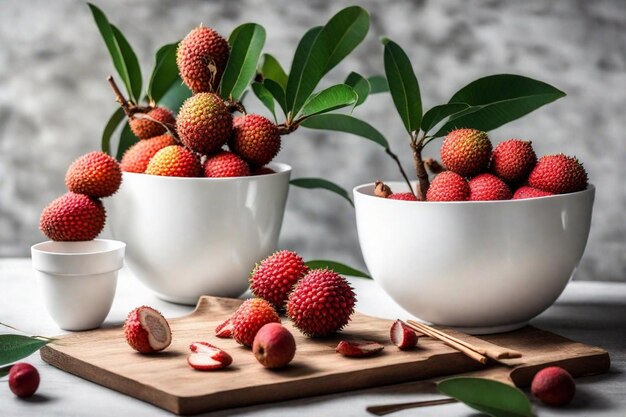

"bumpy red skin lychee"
[531, 366, 576, 406]
[120, 134, 176, 173]
[39, 192, 106, 241]
[388, 192, 417, 201]
[145, 145, 201, 177]
[130, 107, 176, 140]
[203, 151, 250, 178]
[177, 26, 230, 93]
[177, 93, 233, 155]
[252, 323, 297, 369]
[229, 114, 281, 167]
[512, 186, 554, 200]
[252, 166, 276, 176]
[65, 151, 122, 198]
[124, 306, 171, 353]
[440, 128, 492, 177]
[231, 299, 281, 347]
[528, 154, 588, 194]
[287, 269, 356, 338]
[490, 139, 537, 183]
[8, 363, 40, 398]
[426, 171, 470, 202]
[250, 250, 309, 311]
[468, 173, 512, 201]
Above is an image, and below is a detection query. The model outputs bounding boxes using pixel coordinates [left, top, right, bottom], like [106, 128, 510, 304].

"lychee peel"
[231, 298, 281, 347]
[120, 134, 176, 173]
[187, 342, 233, 371]
[490, 139, 537, 182]
[176, 93, 233, 155]
[426, 171, 470, 202]
[203, 150, 250, 178]
[390, 320, 419, 350]
[336, 340, 384, 357]
[388, 192, 417, 201]
[65, 151, 122, 198]
[130, 107, 176, 140]
[145, 145, 201, 177]
[250, 250, 309, 311]
[177, 26, 230, 94]
[468, 173, 512, 201]
[440, 128, 492, 177]
[528, 154, 588, 194]
[512, 186, 554, 200]
[124, 306, 172, 353]
[229, 114, 281, 167]
[39, 192, 106, 241]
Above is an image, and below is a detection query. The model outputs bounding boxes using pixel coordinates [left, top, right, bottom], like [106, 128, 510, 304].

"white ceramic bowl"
[106, 163, 291, 305]
[354, 181, 595, 334]
[31, 239, 125, 331]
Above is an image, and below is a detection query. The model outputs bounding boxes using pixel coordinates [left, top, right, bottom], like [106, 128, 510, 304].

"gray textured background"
[0, 0, 624, 281]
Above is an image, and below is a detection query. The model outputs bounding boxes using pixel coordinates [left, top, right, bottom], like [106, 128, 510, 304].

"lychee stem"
[411, 132, 430, 200]
[384, 148, 415, 198]
[107, 76, 134, 117]
[424, 158, 446, 174]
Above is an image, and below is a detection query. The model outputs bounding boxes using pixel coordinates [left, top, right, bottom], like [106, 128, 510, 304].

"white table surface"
[1, 257, 625, 417]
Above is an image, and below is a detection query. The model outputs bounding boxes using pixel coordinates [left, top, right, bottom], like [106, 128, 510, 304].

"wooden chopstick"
[366, 398, 457, 415]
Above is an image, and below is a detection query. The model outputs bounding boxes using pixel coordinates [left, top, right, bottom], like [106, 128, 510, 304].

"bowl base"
[154, 292, 200, 306]
[444, 321, 529, 335]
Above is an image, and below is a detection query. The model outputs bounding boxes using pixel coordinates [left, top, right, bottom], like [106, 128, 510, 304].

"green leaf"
[0, 335, 50, 366]
[110, 25, 142, 102]
[301, 114, 389, 148]
[345, 72, 370, 106]
[299, 84, 357, 118]
[438, 377, 534, 417]
[101, 107, 126, 155]
[148, 42, 179, 103]
[433, 74, 566, 137]
[158, 80, 192, 115]
[263, 79, 287, 117]
[0, 365, 11, 378]
[115, 122, 137, 161]
[251, 82, 276, 121]
[383, 38, 422, 133]
[421, 103, 470, 134]
[305, 260, 371, 279]
[260, 54, 288, 89]
[287, 6, 369, 115]
[368, 75, 389, 94]
[290, 177, 353, 207]
[285, 26, 322, 115]
[221, 23, 266, 101]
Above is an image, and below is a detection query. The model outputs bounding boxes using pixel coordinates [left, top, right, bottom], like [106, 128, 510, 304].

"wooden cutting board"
[40, 296, 609, 415]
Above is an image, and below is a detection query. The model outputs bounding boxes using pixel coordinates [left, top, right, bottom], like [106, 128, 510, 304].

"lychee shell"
[39, 192, 106, 241]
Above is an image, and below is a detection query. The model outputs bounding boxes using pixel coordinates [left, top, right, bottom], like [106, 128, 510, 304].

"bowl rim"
[353, 181, 595, 205]
[31, 239, 126, 257]
[122, 162, 292, 181]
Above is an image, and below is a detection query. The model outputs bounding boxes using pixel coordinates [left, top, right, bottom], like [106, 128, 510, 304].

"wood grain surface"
[40, 296, 610, 415]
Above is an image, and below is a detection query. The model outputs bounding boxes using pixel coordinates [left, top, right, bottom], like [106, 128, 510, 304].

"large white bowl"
[107, 163, 291, 304]
[354, 181, 595, 334]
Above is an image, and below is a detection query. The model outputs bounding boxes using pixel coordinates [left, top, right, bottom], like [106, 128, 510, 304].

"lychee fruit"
[252, 323, 297, 369]
[490, 139, 537, 183]
[229, 114, 281, 167]
[231, 298, 281, 347]
[177, 26, 230, 93]
[250, 250, 309, 311]
[39, 192, 106, 241]
[426, 171, 470, 202]
[130, 106, 176, 140]
[512, 186, 554, 200]
[176, 92, 233, 154]
[286, 269, 356, 338]
[336, 340, 384, 357]
[468, 173, 512, 201]
[440, 128, 492, 177]
[203, 150, 250, 178]
[528, 154, 588, 194]
[388, 192, 417, 201]
[390, 320, 420, 350]
[531, 366, 576, 406]
[65, 151, 122, 198]
[252, 166, 276, 176]
[123, 306, 172, 353]
[187, 342, 232, 371]
[145, 145, 201, 177]
[120, 134, 176, 173]
[215, 318, 233, 338]
[8, 363, 40, 398]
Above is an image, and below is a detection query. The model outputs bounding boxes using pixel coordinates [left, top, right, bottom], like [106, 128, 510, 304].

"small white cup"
[31, 239, 126, 331]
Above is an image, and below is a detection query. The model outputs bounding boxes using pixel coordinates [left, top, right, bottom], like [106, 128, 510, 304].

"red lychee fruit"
[65, 151, 122, 198]
[145, 145, 201, 177]
[8, 363, 40, 398]
[531, 366, 576, 406]
[176, 93, 233, 154]
[177, 26, 230, 93]
[336, 340, 384, 357]
[187, 342, 232, 371]
[129, 107, 176, 140]
[252, 323, 297, 369]
[512, 186, 554, 200]
[490, 139, 537, 183]
[215, 318, 233, 338]
[468, 173, 512, 201]
[252, 166, 276, 176]
[124, 306, 172, 353]
[440, 128, 492, 177]
[250, 250, 309, 311]
[203, 150, 250, 178]
[120, 134, 176, 173]
[229, 114, 281, 167]
[286, 269, 356, 338]
[39, 192, 106, 241]
[231, 298, 281, 347]
[390, 320, 420, 350]
[426, 171, 470, 202]
[528, 154, 588, 194]
[388, 192, 417, 201]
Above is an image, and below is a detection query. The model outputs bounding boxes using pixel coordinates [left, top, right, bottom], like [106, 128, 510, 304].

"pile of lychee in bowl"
[354, 128, 595, 334]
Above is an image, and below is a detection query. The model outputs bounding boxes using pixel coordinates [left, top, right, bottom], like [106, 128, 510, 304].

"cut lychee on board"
[390, 320, 420, 350]
[336, 340, 384, 357]
[215, 318, 233, 338]
[124, 306, 172, 353]
[187, 342, 233, 371]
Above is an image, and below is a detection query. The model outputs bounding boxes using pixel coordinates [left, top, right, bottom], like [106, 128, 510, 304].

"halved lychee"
[390, 320, 420, 350]
[187, 342, 233, 371]
[124, 306, 172, 353]
[336, 340, 384, 357]
[215, 318, 233, 338]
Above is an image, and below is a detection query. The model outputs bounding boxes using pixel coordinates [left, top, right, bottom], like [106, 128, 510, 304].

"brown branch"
[385, 148, 416, 198]
[424, 158, 446, 174]
[411, 133, 430, 200]
[277, 122, 299, 136]
[107, 76, 135, 117]
[374, 180, 392, 198]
